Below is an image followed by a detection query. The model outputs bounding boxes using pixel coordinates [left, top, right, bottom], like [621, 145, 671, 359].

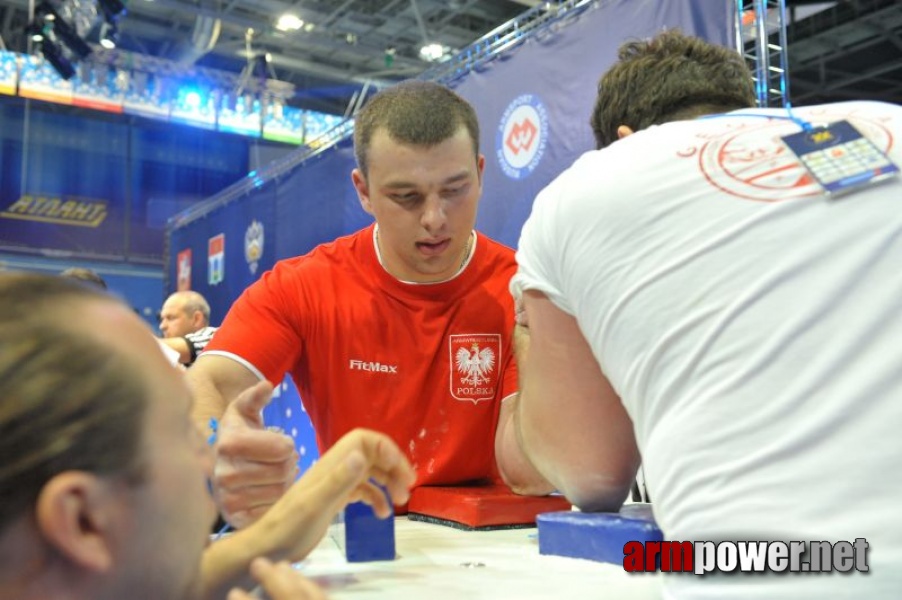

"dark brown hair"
[353, 80, 480, 176]
[0, 274, 147, 533]
[590, 30, 756, 149]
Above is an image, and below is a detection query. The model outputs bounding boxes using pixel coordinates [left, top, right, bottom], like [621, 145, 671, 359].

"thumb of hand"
[225, 380, 274, 429]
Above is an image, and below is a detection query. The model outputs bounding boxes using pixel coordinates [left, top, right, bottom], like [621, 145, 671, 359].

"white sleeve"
[510, 181, 575, 316]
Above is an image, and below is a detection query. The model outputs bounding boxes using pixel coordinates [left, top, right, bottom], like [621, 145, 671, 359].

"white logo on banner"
[496, 94, 548, 180]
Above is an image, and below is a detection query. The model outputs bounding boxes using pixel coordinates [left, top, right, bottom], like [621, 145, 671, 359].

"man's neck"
[665, 103, 752, 123]
[0, 573, 86, 600]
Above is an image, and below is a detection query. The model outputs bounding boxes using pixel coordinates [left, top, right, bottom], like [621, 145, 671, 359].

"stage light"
[98, 0, 126, 20]
[25, 0, 129, 80]
[275, 14, 303, 32]
[419, 43, 445, 62]
[184, 89, 202, 109]
[57, 22, 92, 58]
[99, 20, 118, 48]
[36, 3, 92, 59]
[26, 22, 45, 42]
[40, 38, 76, 80]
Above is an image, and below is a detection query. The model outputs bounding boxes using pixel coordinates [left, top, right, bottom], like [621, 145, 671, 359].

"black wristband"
[184, 336, 199, 364]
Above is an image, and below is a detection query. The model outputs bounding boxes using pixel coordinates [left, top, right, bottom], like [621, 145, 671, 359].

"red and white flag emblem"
[449, 334, 500, 404]
[176, 248, 192, 291]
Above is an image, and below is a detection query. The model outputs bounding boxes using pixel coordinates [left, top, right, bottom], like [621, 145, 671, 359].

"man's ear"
[351, 168, 373, 216]
[476, 154, 485, 189]
[616, 125, 635, 140]
[34, 472, 125, 574]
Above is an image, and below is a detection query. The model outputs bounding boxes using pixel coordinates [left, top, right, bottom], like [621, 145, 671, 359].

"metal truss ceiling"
[0, 0, 535, 113]
[785, 0, 902, 105]
[0, 0, 898, 115]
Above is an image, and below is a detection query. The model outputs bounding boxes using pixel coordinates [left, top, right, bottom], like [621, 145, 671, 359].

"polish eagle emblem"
[455, 343, 496, 386]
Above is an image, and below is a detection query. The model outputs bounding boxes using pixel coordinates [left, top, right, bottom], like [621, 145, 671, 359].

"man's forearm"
[495, 394, 554, 496]
[187, 364, 231, 437]
[199, 518, 290, 600]
[495, 322, 552, 494]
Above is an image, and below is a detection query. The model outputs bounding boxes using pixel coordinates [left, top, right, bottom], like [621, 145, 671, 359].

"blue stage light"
[185, 90, 202, 109]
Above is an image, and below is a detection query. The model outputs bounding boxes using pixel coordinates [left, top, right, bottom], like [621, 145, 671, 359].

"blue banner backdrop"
[454, 0, 734, 248]
[167, 0, 736, 465]
[0, 96, 251, 261]
[273, 140, 368, 260]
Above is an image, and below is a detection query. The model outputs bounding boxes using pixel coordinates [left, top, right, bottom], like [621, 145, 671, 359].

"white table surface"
[298, 517, 662, 599]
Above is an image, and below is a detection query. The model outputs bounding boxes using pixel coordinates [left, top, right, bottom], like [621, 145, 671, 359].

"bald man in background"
[160, 290, 219, 367]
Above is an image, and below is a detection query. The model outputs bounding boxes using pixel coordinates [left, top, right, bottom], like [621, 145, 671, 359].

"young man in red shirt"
[189, 81, 550, 527]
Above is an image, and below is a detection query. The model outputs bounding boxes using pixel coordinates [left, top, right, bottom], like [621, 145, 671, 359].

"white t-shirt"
[513, 101, 902, 598]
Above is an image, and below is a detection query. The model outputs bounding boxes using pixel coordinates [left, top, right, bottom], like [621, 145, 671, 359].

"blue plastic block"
[537, 503, 662, 564]
[339, 500, 396, 563]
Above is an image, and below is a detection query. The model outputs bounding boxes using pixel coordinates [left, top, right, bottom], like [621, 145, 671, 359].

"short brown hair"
[0, 274, 147, 533]
[353, 80, 480, 176]
[590, 30, 756, 149]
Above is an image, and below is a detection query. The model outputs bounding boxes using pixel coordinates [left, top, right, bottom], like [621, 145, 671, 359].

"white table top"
[298, 517, 662, 599]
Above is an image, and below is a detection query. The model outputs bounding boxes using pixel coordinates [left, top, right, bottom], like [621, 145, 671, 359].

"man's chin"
[410, 263, 460, 283]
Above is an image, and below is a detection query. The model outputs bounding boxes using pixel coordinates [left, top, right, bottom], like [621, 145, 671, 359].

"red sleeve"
[204, 260, 306, 385]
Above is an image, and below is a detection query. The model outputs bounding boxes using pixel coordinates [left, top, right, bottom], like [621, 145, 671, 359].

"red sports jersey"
[206, 224, 518, 491]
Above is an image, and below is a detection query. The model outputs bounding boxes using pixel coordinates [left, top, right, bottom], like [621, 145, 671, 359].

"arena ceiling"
[0, 0, 898, 115]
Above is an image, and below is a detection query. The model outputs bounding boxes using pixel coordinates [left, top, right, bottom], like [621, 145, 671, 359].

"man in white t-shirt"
[508, 30, 902, 598]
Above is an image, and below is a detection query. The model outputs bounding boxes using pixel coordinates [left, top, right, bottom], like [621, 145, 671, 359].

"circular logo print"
[496, 94, 548, 180]
[693, 111, 894, 202]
